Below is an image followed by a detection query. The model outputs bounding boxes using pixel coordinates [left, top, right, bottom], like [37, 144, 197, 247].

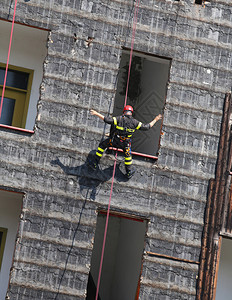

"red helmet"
[123, 105, 133, 113]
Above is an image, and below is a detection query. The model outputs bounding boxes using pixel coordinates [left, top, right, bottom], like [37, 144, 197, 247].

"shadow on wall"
[50, 151, 128, 201]
[50, 151, 127, 299]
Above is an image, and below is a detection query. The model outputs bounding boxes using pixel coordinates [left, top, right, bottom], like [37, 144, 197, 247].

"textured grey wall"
[0, 0, 231, 299]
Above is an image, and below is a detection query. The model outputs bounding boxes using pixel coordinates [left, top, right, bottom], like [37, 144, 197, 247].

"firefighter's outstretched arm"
[90, 109, 105, 121]
[149, 114, 162, 128]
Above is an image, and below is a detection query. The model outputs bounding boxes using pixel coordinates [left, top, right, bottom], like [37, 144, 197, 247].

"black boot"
[125, 167, 135, 179]
[88, 156, 100, 170]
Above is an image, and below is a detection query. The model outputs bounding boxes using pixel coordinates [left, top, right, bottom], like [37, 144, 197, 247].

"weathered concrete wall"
[0, 0, 232, 299]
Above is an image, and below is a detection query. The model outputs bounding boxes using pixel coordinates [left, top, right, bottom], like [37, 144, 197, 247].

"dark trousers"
[95, 136, 132, 171]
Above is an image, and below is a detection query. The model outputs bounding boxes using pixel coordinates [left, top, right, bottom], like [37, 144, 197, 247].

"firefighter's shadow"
[51, 152, 127, 201]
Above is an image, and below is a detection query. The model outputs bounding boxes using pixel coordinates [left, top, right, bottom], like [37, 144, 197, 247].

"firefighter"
[89, 105, 162, 178]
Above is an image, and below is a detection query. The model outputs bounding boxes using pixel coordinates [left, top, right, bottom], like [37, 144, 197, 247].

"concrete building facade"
[0, 0, 232, 299]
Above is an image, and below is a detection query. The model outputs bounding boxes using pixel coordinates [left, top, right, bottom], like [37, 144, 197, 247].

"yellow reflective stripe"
[96, 152, 103, 157]
[126, 128, 135, 132]
[127, 135, 132, 138]
[125, 161, 132, 165]
[125, 157, 132, 161]
[136, 122, 142, 130]
[113, 117, 117, 125]
[97, 147, 104, 153]
[116, 126, 124, 130]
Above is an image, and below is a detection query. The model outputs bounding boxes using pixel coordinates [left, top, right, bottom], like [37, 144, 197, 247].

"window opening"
[215, 237, 232, 300]
[0, 64, 33, 128]
[113, 50, 171, 157]
[86, 211, 147, 300]
[224, 180, 232, 232]
[0, 190, 23, 300]
[195, 0, 210, 4]
[0, 228, 7, 270]
[0, 19, 48, 130]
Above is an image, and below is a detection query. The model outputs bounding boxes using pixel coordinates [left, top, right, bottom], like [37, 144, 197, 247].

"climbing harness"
[94, 1, 141, 299]
[116, 135, 130, 141]
[113, 116, 142, 138]
[0, 0, 18, 119]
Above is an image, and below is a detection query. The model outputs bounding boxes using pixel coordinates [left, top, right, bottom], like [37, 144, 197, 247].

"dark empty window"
[195, 0, 210, 4]
[113, 50, 171, 157]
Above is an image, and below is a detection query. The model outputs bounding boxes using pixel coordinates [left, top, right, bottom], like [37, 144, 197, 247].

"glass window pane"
[0, 97, 15, 126]
[0, 68, 29, 90]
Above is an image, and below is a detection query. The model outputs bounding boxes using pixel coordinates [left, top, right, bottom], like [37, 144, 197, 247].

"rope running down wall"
[94, 1, 141, 299]
[0, 0, 18, 119]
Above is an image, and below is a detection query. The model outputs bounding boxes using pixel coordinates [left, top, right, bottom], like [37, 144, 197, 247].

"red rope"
[95, 152, 118, 300]
[124, 0, 141, 107]
[0, 0, 18, 119]
[94, 1, 140, 299]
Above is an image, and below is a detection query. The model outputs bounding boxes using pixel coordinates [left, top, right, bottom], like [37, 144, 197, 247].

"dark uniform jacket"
[104, 115, 150, 139]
